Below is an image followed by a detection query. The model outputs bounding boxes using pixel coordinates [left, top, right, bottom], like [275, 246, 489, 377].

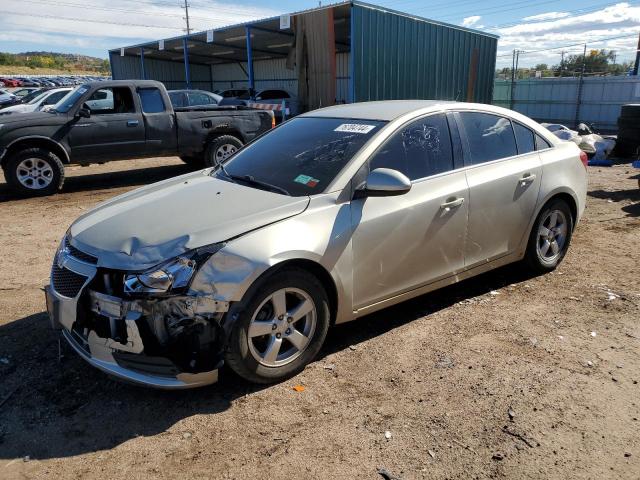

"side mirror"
[77, 107, 91, 118]
[354, 168, 412, 199]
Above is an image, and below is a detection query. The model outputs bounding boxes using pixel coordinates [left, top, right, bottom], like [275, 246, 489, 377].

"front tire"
[225, 268, 330, 384]
[4, 147, 65, 196]
[524, 199, 574, 273]
[204, 135, 243, 168]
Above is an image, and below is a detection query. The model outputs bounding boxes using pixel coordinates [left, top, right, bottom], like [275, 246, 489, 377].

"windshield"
[54, 85, 89, 113]
[214, 117, 386, 197]
[21, 89, 44, 103]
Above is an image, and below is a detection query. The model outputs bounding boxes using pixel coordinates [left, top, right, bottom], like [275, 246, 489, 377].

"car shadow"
[0, 263, 539, 461]
[0, 162, 195, 203]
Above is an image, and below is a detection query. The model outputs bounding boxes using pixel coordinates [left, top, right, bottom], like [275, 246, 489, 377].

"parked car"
[0, 80, 274, 195]
[0, 77, 22, 87]
[168, 89, 222, 108]
[44, 101, 587, 388]
[218, 88, 249, 99]
[220, 89, 300, 120]
[15, 77, 40, 87]
[0, 87, 72, 114]
[0, 89, 17, 106]
[11, 87, 40, 98]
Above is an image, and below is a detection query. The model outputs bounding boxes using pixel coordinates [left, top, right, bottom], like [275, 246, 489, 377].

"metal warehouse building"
[109, 1, 498, 112]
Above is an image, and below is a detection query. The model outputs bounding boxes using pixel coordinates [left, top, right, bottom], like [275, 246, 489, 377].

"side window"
[535, 134, 551, 150]
[138, 88, 165, 113]
[169, 91, 186, 108]
[43, 91, 67, 105]
[84, 87, 134, 114]
[369, 113, 454, 181]
[513, 122, 535, 154]
[188, 92, 215, 106]
[458, 112, 518, 164]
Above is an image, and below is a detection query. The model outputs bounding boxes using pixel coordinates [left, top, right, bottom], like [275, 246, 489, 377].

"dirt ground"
[0, 158, 638, 480]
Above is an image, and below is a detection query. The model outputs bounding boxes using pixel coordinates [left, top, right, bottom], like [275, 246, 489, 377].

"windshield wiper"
[213, 164, 289, 195]
[233, 174, 290, 196]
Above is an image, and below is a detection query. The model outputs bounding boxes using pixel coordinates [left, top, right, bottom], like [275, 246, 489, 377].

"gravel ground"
[0, 158, 639, 480]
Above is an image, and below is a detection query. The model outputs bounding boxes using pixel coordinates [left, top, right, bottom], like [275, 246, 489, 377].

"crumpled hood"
[69, 170, 310, 270]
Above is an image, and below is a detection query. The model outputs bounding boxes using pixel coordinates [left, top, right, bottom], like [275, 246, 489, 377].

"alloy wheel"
[16, 158, 54, 190]
[247, 288, 317, 367]
[537, 209, 568, 263]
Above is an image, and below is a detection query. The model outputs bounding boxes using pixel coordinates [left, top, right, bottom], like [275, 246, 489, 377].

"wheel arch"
[246, 259, 339, 326]
[2, 136, 70, 167]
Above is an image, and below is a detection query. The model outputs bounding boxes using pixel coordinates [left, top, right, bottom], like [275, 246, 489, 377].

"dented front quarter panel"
[189, 191, 356, 324]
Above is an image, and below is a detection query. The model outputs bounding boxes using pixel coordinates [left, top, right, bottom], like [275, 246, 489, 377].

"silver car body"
[47, 101, 587, 388]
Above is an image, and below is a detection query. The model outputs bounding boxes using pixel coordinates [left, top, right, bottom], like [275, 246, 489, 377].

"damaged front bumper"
[45, 252, 229, 389]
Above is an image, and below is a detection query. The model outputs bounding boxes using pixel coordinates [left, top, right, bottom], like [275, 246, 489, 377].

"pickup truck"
[0, 80, 274, 196]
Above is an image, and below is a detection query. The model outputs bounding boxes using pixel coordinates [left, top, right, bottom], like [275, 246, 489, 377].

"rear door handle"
[519, 173, 536, 185]
[440, 197, 464, 211]
[127, 120, 139, 127]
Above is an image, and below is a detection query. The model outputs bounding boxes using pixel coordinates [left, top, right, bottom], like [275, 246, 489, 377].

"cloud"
[493, 2, 640, 67]
[0, 0, 278, 57]
[462, 16, 482, 27]
[522, 12, 570, 22]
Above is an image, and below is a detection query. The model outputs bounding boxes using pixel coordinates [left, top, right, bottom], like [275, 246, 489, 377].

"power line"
[496, 32, 640, 57]
[0, 9, 182, 29]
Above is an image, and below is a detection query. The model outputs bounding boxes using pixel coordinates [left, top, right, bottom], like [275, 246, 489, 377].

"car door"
[137, 86, 177, 156]
[68, 86, 146, 162]
[351, 113, 469, 310]
[455, 111, 542, 267]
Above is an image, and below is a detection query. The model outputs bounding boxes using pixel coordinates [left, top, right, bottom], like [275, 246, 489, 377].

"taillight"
[271, 115, 276, 128]
[579, 151, 588, 169]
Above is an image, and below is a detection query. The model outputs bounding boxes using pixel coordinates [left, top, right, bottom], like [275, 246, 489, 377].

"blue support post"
[245, 26, 255, 99]
[140, 47, 146, 80]
[349, 5, 355, 103]
[183, 37, 191, 89]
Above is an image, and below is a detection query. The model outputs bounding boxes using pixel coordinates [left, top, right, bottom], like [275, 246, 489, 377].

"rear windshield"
[215, 117, 386, 197]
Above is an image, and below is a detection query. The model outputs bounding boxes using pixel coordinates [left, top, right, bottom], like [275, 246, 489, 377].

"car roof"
[302, 100, 536, 122]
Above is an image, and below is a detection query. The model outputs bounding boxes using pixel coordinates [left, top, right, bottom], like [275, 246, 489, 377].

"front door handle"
[440, 197, 464, 212]
[127, 120, 139, 127]
[519, 173, 536, 186]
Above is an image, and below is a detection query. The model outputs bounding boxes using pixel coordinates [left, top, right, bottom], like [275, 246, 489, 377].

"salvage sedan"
[46, 101, 587, 388]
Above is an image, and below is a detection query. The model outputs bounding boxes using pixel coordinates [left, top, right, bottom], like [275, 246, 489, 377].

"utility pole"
[633, 31, 640, 76]
[182, 0, 191, 35]
[560, 50, 565, 76]
[574, 43, 587, 127]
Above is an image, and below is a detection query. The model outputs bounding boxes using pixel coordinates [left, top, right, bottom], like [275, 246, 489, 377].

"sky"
[0, 0, 638, 69]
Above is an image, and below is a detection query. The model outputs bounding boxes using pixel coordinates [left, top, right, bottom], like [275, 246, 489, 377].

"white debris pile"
[542, 123, 616, 160]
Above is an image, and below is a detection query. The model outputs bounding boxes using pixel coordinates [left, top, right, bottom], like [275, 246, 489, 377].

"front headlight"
[124, 243, 224, 295]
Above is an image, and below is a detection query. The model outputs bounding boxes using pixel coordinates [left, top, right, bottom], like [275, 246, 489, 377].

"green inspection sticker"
[294, 174, 320, 187]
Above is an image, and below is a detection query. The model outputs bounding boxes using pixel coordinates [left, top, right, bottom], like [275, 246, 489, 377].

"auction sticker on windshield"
[334, 124, 377, 134]
[294, 174, 320, 187]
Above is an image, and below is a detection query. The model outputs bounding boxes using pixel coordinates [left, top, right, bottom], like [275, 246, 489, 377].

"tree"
[534, 63, 548, 71]
[554, 49, 615, 76]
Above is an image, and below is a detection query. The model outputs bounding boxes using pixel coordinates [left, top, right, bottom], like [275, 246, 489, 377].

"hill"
[0, 51, 109, 75]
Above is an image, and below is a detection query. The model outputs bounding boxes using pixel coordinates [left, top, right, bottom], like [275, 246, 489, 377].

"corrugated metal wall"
[351, 5, 497, 103]
[493, 76, 640, 131]
[210, 52, 351, 102]
[110, 54, 212, 90]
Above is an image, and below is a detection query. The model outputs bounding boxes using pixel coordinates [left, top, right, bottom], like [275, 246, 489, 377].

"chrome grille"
[65, 236, 98, 265]
[51, 264, 88, 298]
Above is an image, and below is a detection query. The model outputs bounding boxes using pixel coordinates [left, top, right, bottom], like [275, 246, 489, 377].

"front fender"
[188, 193, 354, 322]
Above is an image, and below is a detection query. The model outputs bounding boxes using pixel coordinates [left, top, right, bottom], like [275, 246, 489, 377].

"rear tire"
[225, 268, 330, 384]
[524, 199, 573, 273]
[204, 135, 243, 168]
[4, 147, 64, 196]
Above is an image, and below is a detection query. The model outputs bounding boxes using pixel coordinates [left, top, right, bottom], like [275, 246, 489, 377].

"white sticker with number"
[334, 123, 377, 134]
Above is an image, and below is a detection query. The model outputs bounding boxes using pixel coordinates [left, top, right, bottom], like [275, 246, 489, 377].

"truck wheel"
[179, 155, 204, 167]
[4, 148, 65, 196]
[204, 135, 243, 168]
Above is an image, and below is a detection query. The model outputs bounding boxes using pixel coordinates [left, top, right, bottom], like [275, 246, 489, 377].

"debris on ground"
[428, 449, 436, 459]
[492, 453, 505, 461]
[377, 467, 402, 480]
[508, 407, 515, 422]
[292, 385, 305, 392]
[435, 355, 455, 369]
[384, 431, 392, 440]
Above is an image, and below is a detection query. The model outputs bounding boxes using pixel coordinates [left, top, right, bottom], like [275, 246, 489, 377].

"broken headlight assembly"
[124, 243, 224, 295]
